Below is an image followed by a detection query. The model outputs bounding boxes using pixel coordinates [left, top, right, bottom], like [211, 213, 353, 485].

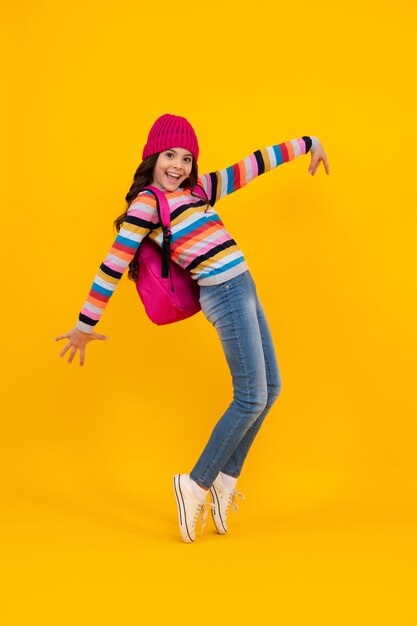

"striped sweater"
[76, 135, 319, 333]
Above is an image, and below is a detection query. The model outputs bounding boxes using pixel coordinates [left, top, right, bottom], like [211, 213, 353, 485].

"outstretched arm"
[75, 195, 158, 334]
[199, 136, 324, 206]
[55, 193, 158, 366]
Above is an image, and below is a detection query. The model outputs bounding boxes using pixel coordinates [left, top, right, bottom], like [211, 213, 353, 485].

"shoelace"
[194, 501, 216, 537]
[226, 489, 245, 516]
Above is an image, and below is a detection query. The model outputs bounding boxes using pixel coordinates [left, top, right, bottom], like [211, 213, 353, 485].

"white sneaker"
[209, 474, 245, 534]
[173, 474, 215, 543]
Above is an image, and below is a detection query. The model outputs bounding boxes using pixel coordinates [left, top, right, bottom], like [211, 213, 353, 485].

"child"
[55, 113, 330, 543]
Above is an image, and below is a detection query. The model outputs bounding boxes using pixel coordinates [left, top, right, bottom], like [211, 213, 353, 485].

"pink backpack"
[135, 184, 209, 325]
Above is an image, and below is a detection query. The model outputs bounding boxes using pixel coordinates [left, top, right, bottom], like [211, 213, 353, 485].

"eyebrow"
[166, 148, 193, 157]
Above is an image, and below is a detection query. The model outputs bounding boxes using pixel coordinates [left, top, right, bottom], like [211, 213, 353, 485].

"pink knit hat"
[142, 113, 199, 162]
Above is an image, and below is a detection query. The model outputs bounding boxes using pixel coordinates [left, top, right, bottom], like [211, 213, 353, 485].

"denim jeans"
[189, 270, 282, 488]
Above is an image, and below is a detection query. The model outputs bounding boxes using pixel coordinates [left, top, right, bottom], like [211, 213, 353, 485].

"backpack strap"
[141, 183, 210, 281]
[141, 185, 172, 279]
[192, 183, 210, 205]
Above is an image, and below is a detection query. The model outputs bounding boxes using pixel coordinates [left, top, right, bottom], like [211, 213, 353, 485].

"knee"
[267, 377, 282, 408]
[235, 390, 268, 423]
[252, 393, 268, 417]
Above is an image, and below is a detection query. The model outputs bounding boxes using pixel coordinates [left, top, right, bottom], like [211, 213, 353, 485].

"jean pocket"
[222, 271, 248, 291]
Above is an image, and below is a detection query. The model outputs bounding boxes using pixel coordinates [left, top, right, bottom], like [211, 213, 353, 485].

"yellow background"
[2, 0, 417, 623]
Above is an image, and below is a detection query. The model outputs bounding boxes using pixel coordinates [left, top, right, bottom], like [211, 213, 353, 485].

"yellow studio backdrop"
[1, 0, 416, 624]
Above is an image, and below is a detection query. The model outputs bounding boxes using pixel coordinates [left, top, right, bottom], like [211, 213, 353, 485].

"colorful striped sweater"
[76, 135, 319, 333]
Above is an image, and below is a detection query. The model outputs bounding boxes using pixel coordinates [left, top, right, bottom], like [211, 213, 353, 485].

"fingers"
[309, 159, 318, 175]
[309, 150, 320, 175]
[56, 330, 107, 365]
[318, 155, 330, 175]
[59, 342, 72, 359]
[309, 154, 330, 176]
[93, 333, 108, 340]
[318, 147, 330, 174]
[67, 346, 77, 364]
[58, 342, 84, 366]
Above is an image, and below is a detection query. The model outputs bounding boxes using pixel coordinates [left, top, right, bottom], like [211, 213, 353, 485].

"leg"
[190, 271, 269, 488]
[220, 291, 282, 478]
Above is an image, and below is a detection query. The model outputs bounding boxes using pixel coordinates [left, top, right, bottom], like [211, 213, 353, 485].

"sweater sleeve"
[199, 135, 320, 207]
[75, 194, 158, 334]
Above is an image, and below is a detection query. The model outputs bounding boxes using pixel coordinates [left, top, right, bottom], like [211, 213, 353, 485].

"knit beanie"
[142, 114, 199, 162]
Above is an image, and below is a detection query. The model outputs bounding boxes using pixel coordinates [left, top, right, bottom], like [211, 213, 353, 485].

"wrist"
[310, 136, 320, 152]
[76, 320, 95, 334]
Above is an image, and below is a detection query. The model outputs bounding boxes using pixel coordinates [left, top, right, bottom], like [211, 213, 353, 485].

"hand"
[55, 327, 108, 366]
[308, 142, 330, 176]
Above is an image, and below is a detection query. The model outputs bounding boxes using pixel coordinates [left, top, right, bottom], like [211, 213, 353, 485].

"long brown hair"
[114, 153, 209, 281]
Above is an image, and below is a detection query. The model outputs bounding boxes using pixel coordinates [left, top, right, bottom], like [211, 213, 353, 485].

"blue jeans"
[190, 270, 282, 488]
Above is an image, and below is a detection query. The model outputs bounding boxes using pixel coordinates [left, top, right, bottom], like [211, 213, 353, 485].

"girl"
[55, 114, 330, 543]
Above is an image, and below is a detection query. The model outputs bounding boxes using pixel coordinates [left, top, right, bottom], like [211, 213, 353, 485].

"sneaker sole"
[209, 485, 227, 534]
[173, 475, 194, 543]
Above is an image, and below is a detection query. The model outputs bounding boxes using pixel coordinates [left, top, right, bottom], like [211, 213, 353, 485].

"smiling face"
[151, 147, 194, 191]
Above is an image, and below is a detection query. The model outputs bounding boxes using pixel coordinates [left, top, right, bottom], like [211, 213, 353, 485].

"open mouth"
[166, 172, 181, 182]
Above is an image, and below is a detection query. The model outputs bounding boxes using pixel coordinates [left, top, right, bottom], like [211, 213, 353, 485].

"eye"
[165, 152, 191, 163]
